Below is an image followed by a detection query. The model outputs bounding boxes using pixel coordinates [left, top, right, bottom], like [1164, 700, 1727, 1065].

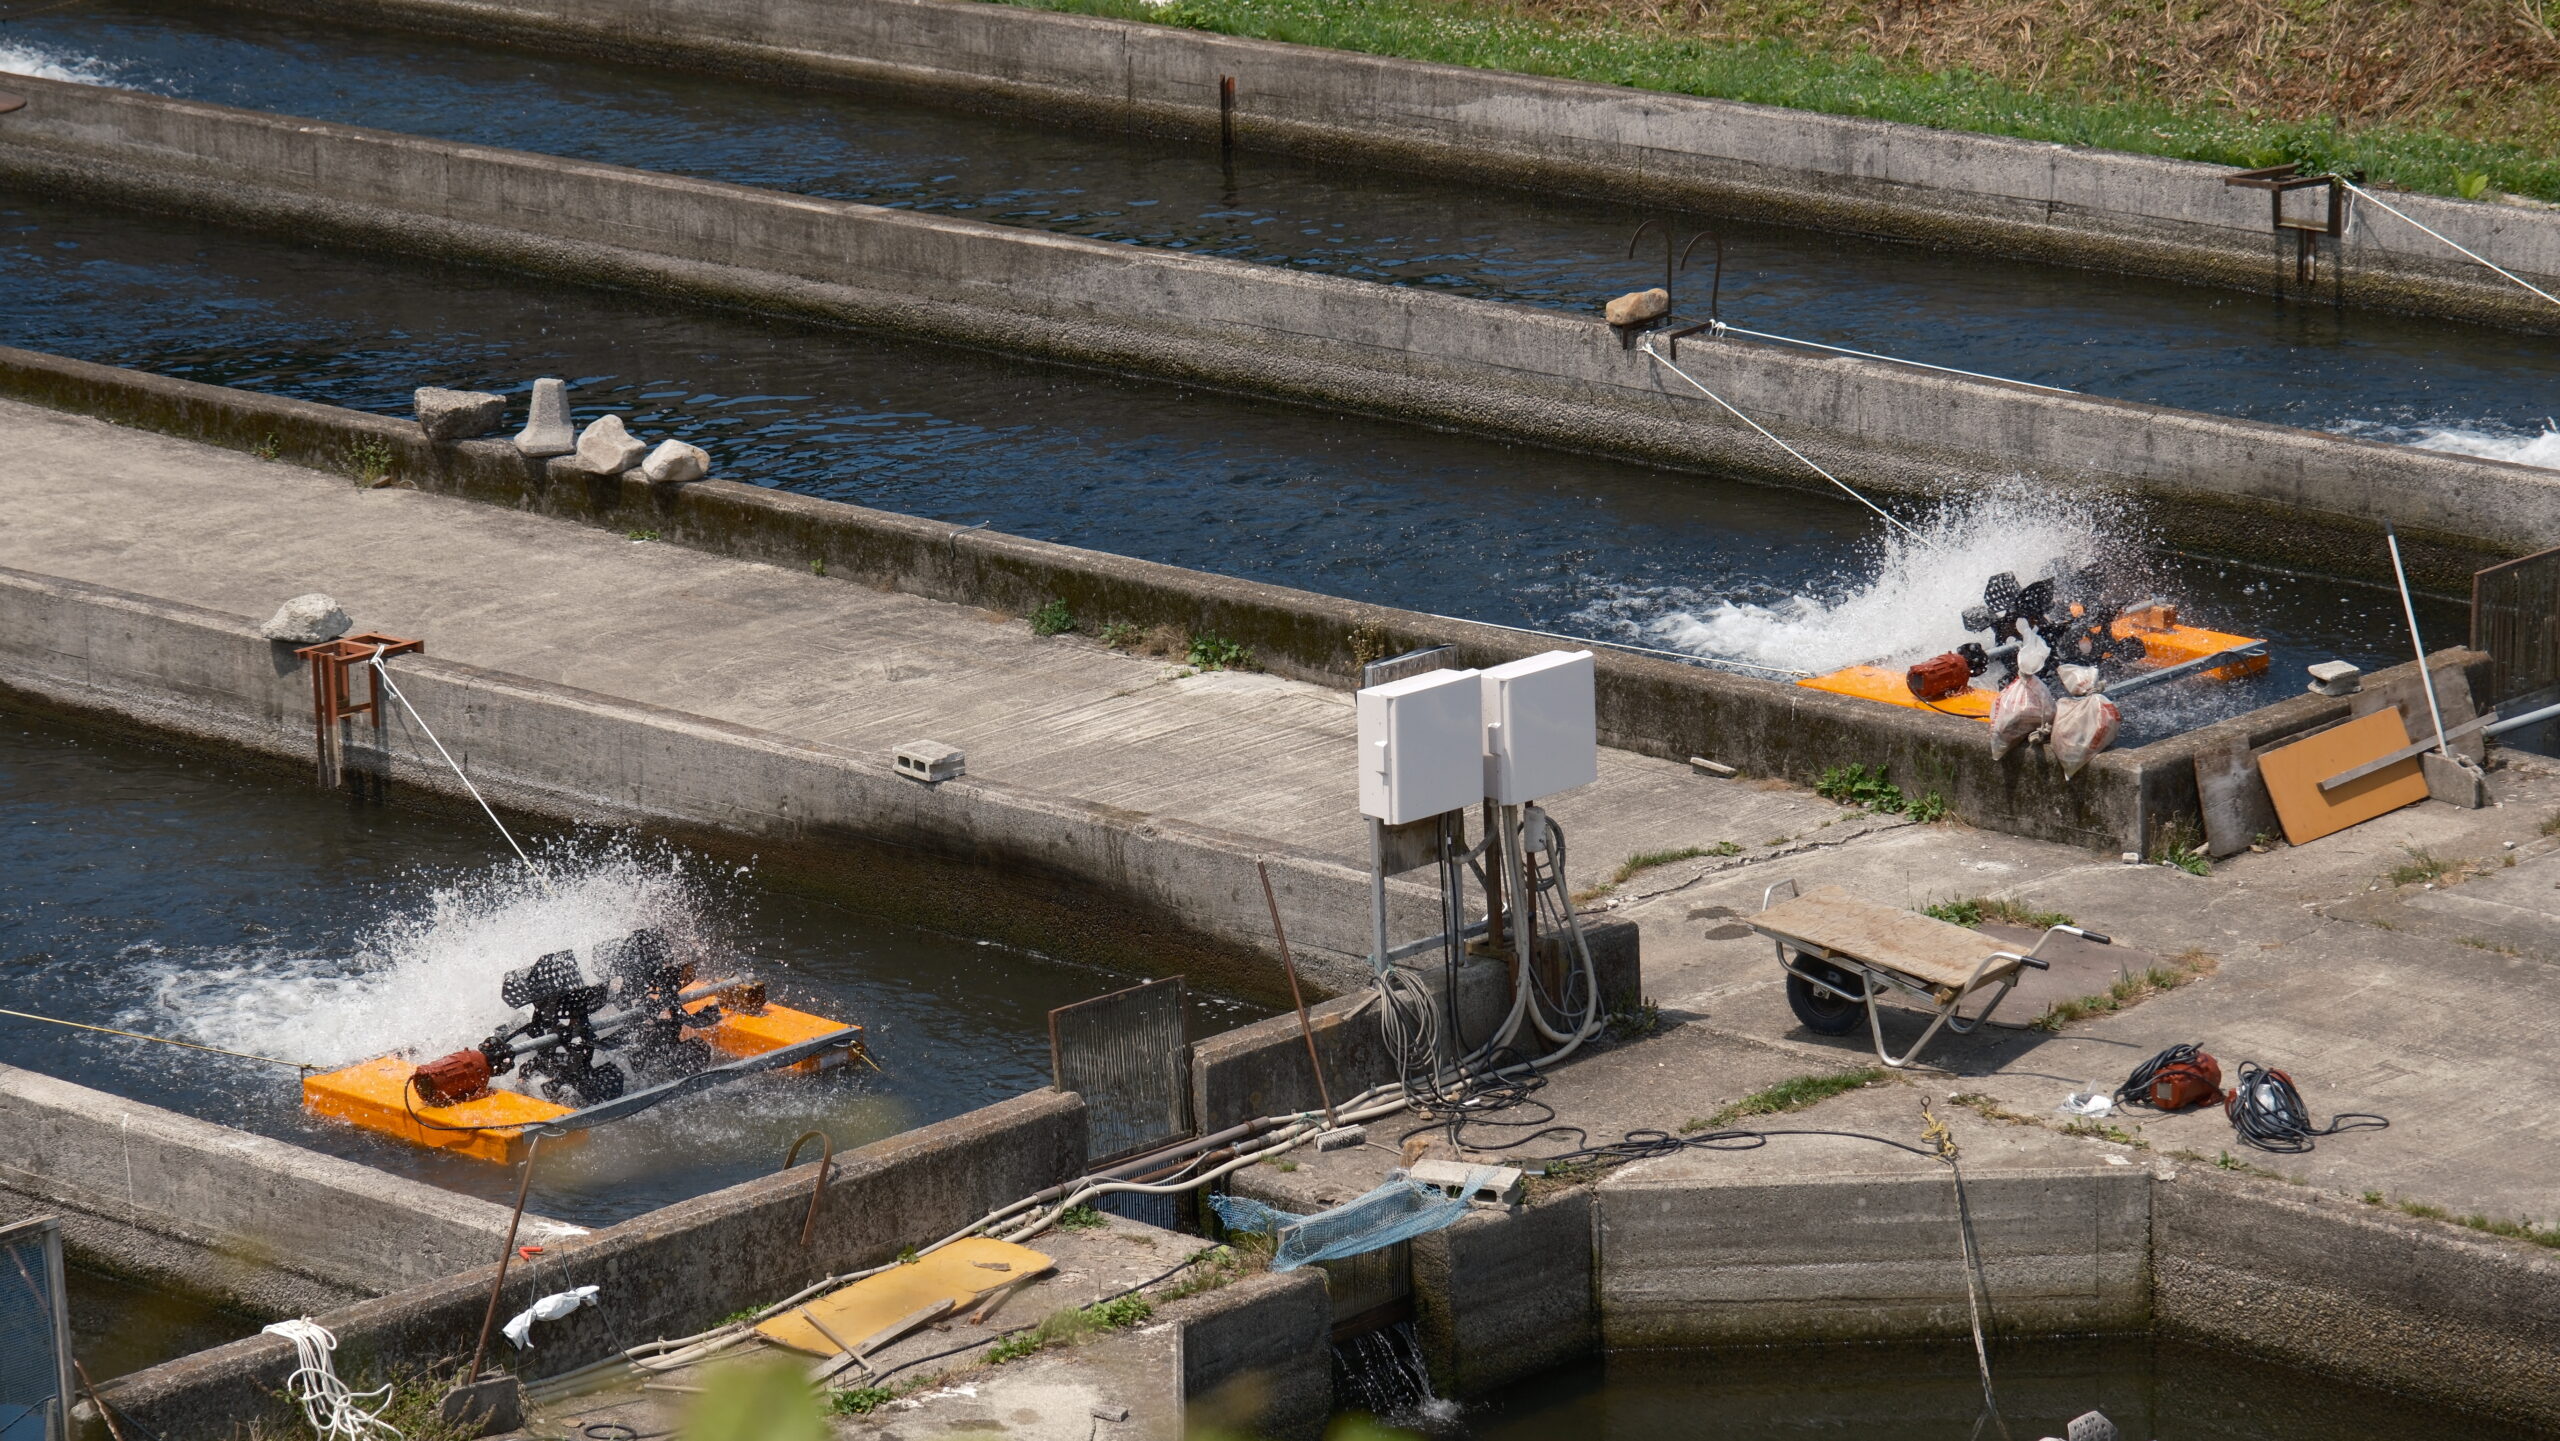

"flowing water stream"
[9, 0, 2560, 463]
[0, 3, 2495, 741]
[0, 703, 1265, 1227]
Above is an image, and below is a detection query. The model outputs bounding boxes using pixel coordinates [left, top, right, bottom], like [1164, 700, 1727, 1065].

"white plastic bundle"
[1989, 674, 2054, 758]
[2051, 688, 2121, 777]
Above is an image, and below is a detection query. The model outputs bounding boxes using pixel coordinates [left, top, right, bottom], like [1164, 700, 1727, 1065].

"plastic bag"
[2055, 664, 2101, 698]
[503, 1285, 599, 1349]
[1989, 675, 2054, 758]
[2050, 693, 2121, 778]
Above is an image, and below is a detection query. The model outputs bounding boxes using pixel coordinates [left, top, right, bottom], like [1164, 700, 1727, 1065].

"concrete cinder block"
[1411, 1191, 1596, 1397]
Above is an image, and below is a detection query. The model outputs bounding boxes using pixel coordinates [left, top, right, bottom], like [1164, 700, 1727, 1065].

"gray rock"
[260, 593, 351, 644]
[415, 387, 507, 442]
[1604, 287, 1670, 326]
[512, 378, 575, 457]
[572, 414, 646, 475]
[638, 439, 709, 485]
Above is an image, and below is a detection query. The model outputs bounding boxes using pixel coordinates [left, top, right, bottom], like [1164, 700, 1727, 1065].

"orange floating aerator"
[302, 928, 862, 1163]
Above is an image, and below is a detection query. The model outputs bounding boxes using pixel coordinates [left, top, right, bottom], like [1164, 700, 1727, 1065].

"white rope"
[1708, 319, 2077, 395]
[365, 646, 536, 872]
[1636, 334, 1931, 544]
[2340, 179, 2560, 311]
[262, 1319, 402, 1441]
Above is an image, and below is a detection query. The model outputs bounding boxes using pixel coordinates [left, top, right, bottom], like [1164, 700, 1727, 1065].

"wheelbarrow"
[1750, 881, 2110, 1067]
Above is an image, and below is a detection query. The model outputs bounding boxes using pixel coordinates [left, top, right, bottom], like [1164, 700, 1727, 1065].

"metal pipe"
[464, 1129, 551, 1387]
[1367, 816, 1391, 976]
[2485, 698, 2560, 736]
[782, 1130, 834, 1250]
[1257, 861, 1336, 1128]
[2385, 523, 2453, 757]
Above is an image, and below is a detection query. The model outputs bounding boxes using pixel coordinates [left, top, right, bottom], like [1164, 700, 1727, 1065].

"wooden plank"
[1752, 885, 2016, 991]
[756, 1239, 1051, 1357]
[2194, 738, 2277, 858]
[2258, 709, 2428, 845]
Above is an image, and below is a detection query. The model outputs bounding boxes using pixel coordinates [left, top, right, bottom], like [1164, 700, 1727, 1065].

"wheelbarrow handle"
[2056, 925, 2112, 944]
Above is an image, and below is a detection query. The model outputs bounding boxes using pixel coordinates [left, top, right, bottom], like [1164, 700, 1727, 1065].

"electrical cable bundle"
[2114, 1042, 2223, 1111]
[2225, 1060, 2388, 1153]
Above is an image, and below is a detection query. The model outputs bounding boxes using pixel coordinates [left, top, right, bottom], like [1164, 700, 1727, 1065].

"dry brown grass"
[1503, 0, 2560, 147]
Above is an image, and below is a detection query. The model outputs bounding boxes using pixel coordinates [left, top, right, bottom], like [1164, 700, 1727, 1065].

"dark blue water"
[8, 0, 2559, 456]
[0, 703, 1263, 1225]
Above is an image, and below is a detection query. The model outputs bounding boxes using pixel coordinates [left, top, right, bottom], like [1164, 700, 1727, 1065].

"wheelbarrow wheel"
[1786, 962, 1865, 1036]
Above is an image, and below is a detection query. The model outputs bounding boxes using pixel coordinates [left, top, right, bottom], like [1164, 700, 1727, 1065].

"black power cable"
[2226, 1061, 2388, 1153]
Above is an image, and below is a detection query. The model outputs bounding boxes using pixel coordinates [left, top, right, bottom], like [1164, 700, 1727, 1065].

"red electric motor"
[410, 1047, 494, 1106]
[1906, 651, 1974, 702]
[2151, 1050, 2225, 1111]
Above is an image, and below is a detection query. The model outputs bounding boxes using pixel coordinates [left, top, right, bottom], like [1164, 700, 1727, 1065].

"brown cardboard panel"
[2258, 708, 2428, 844]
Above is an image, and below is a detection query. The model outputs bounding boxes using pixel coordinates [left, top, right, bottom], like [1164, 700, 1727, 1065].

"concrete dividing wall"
[0, 76, 2550, 593]
[1597, 1164, 2151, 1346]
[0, 1065, 582, 1316]
[238, 0, 2560, 332]
[95, 1088, 1088, 1438]
[2155, 1169, 2560, 1433]
[0, 562, 1434, 999]
[0, 346, 2368, 857]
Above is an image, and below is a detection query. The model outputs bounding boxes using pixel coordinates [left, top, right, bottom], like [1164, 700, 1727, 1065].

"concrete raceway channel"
[5, 0, 2560, 1436]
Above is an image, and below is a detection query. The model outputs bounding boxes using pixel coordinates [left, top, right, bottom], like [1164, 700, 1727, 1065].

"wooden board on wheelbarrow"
[1750, 886, 2022, 991]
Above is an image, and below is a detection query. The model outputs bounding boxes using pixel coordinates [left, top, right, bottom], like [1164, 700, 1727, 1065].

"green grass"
[810, 557, 827, 576]
[2386, 845, 2471, 886]
[2031, 949, 2216, 1031]
[1687, 1066, 1885, 1130]
[1608, 842, 1739, 884]
[1923, 897, 2074, 929]
[344, 436, 395, 487]
[626, 528, 661, 542]
[1029, 599, 1078, 636]
[2148, 817, 2211, 876]
[830, 1387, 899, 1415]
[1187, 631, 1257, 671]
[1057, 1202, 1109, 1231]
[1099, 620, 1143, 649]
[1813, 763, 1946, 822]
[988, 0, 2560, 202]
[989, 1292, 1157, 1364]
[2368, 1192, 2560, 1250]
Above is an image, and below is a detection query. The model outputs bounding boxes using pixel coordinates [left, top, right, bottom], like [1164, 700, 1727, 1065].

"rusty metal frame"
[781, 1130, 834, 1249]
[1049, 976, 1192, 1165]
[2225, 164, 2349, 285]
[293, 632, 423, 786]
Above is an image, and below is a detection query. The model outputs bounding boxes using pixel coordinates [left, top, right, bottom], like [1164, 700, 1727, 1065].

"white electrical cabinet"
[1481, 650, 1597, 803]
[1357, 668, 1483, 823]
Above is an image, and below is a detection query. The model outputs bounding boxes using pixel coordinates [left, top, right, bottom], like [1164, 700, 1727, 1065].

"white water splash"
[1578, 490, 2131, 676]
[0, 40, 113, 86]
[2337, 416, 2560, 471]
[127, 842, 728, 1070]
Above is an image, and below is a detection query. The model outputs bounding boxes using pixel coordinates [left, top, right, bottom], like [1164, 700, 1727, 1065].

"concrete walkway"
[0, 397, 1846, 906]
[10, 397, 2560, 1226]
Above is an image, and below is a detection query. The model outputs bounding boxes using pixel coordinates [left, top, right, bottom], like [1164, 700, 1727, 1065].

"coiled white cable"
[262, 1319, 402, 1441]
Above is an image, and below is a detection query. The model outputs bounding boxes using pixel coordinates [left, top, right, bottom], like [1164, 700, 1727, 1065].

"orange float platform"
[302, 1003, 862, 1163]
[1798, 607, 2267, 721]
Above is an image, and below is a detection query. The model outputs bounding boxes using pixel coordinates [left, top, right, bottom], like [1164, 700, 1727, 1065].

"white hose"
[262, 1319, 402, 1441]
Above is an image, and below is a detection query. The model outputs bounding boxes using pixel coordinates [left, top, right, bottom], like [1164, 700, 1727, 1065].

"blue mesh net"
[1208, 1168, 1497, 1271]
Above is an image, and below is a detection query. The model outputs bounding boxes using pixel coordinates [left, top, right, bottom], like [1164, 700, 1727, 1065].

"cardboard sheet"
[2257, 708, 2428, 844]
[755, 1237, 1053, 1357]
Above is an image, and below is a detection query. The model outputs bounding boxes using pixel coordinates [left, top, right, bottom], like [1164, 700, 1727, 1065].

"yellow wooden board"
[2257, 707, 2428, 845]
[756, 1238, 1054, 1356]
[1752, 885, 2020, 991]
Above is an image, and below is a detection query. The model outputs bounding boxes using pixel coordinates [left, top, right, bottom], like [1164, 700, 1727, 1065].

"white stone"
[572, 413, 646, 475]
[638, 439, 709, 485]
[259, 593, 351, 644]
[414, 386, 506, 442]
[512, 378, 575, 457]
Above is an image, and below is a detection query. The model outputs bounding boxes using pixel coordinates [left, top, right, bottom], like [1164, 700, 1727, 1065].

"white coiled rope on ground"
[262, 1319, 403, 1441]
